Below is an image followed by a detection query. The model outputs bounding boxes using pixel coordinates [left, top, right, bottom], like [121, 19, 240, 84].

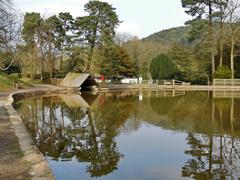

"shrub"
[189, 72, 208, 85]
[42, 72, 50, 80]
[54, 71, 68, 78]
[9, 73, 21, 79]
[33, 74, 41, 79]
[214, 65, 232, 79]
[150, 54, 179, 79]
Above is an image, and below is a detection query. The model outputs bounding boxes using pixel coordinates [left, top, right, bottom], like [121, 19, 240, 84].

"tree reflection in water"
[15, 91, 240, 179]
[16, 93, 136, 177]
[182, 97, 240, 179]
[147, 91, 240, 179]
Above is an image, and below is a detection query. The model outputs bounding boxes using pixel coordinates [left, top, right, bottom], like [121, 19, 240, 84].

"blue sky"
[14, 0, 190, 38]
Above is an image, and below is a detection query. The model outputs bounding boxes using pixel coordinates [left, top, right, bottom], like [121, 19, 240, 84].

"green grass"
[0, 72, 33, 91]
[20, 77, 43, 85]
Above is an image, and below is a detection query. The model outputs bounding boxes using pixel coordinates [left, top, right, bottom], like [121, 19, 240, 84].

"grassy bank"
[0, 72, 36, 91]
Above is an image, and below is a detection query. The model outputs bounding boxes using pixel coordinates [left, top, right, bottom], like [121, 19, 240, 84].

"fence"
[50, 78, 63, 86]
[141, 79, 190, 86]
[213, 79, 240, 86]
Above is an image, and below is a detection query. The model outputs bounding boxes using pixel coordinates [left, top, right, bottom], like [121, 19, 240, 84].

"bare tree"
[215, 0, 229, 67]
[115, 32, 139, 46]
[0, 0, 21, 71]
[225, 0, 240, 79]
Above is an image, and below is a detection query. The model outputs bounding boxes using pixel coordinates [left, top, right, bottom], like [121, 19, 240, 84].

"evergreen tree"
[57, 12, 74, 71]
[43, 15, 61, 77]
[74, 0, 120, 72]
[168, 44, 195, 80]
[150, 54, 179, 80]
[22, 12, 43, 78]
[181, 0, 217, 78]
[99, 46, 136, 78]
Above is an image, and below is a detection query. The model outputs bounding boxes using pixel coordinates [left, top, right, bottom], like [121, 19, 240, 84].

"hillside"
[142, 26, 191, 46]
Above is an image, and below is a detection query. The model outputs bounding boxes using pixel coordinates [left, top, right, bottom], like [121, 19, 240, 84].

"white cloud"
[117, 21, 140, 36]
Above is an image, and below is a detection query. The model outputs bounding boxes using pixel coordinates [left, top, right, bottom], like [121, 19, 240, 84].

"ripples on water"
[15, 91, 240, 180]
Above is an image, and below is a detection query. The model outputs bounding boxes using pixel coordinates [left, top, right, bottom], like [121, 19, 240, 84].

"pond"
[15, 90, 240, 180]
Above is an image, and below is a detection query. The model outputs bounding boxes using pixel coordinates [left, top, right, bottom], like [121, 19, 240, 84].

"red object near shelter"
[100, 74, 105, 81]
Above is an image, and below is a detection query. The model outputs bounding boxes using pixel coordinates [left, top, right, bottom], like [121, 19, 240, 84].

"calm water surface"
[15, 91, 240, 180]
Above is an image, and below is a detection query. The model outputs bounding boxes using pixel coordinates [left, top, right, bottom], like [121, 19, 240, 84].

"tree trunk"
[208, 1, 215, 80]
[86, 19, 99, 72]
[219, 21, 223, 67]
[38, 28, 44, 81]
[219, 1, 223, 67]
[230, 35, 234, 79]
[211, 51, 215, 79]
[31, 49, 34, 79]
[86, 45, 94, 72]
[49, 35, 54, 78]
[41, 58, 44, 81]
[60, 43, 64, 71]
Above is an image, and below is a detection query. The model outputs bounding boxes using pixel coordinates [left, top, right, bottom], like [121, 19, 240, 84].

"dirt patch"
[0, 107, 30, 180]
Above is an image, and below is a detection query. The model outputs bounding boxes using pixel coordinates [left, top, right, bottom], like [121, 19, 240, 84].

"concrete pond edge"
[3, 88, 74, 180]
[2, 84, 240, 179]
[97, 84, 240, 92]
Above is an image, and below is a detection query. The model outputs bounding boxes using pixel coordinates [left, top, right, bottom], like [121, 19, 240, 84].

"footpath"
[0, 85, 66, 180]
[0, 106, 30, 179]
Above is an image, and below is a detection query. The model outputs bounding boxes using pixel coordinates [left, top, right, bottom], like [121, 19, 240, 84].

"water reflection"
[15, 93, 136, 178]
[15, 91, 240, 179]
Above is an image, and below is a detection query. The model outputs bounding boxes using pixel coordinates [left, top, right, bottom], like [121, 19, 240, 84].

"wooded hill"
[123, 20, 240, 84]
[142, 26, 192, 46]
[123, 0, 240, 84]
[122, 25, 203, 82]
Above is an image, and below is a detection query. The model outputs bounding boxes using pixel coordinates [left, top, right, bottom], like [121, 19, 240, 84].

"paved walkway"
[0, 93, 9, 106]
[0, 106, 30, 179]
[0, 85, 62, 179]
[0, 85, 64, 106]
